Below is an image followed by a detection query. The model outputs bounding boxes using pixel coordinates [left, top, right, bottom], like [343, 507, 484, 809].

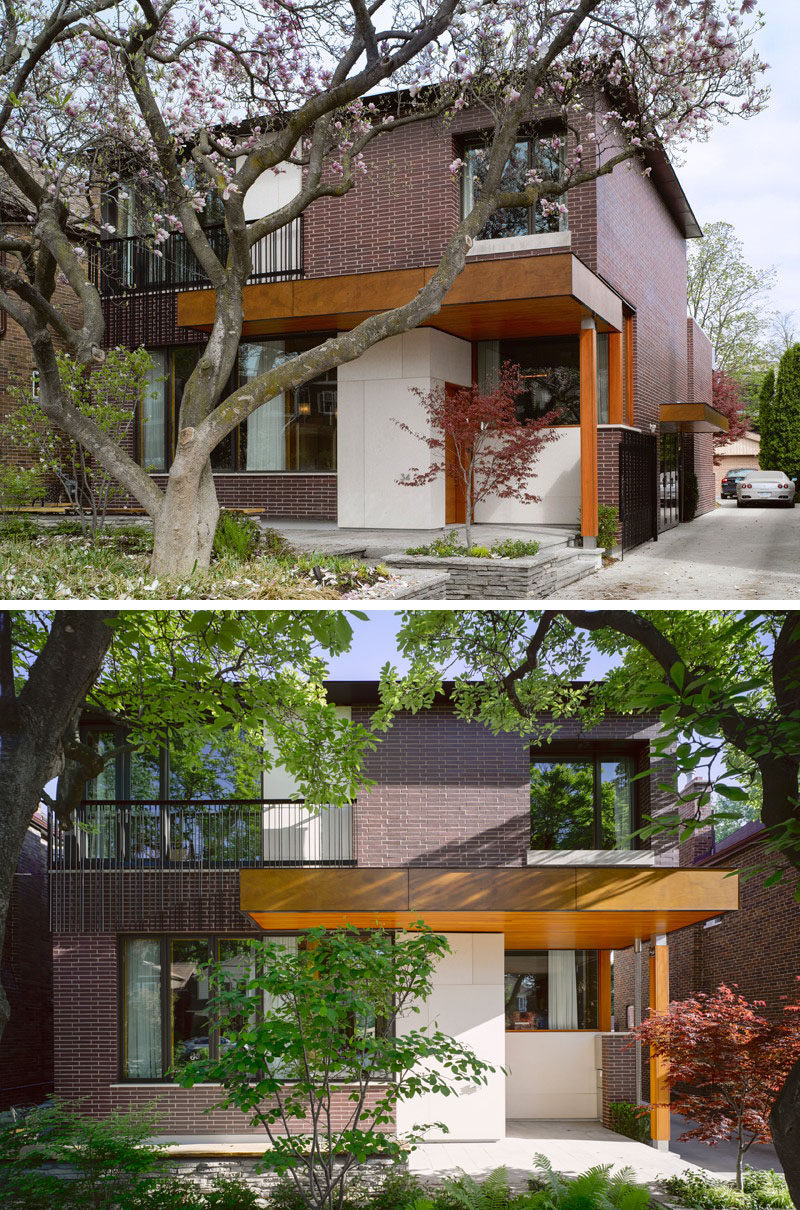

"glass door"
[659, 432, 680, 530]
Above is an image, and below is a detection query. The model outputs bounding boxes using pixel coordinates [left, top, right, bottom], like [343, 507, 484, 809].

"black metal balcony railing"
[89, 218, 303, 299]
[48, 799, 354, 933]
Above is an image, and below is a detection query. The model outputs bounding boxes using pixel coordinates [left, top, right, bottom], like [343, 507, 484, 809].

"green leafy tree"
[687, 221, 776, 378]
[174, 926, 497, 1210]
[759, 345, 800, 478]
[0, 609, 370, 1046]
[2, 349, 152, 536]
[387, 608, 800, 1202]
[756, 366, 776, 436]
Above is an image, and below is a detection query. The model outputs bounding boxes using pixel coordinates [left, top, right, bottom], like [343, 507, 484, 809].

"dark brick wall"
[0, 821, 53, 1108]
[687, 318, 712, 405]
[150, 472, 337, 519]
[601, 1034, 637, 1127]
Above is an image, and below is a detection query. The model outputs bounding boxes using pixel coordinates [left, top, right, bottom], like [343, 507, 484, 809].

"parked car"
[736, 470, 796, 508]
[720, 467, 751, 499]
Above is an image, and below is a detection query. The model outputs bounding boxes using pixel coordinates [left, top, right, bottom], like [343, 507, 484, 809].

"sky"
[678, 0, 799, 320]
[326, 609, 618, 680]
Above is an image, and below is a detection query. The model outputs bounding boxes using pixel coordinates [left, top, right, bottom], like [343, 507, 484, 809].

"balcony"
[90, 219, 303, 299]
[48, 799, 353, 933]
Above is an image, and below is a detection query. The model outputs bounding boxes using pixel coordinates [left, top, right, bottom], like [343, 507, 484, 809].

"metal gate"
[618, 430, 658, 552]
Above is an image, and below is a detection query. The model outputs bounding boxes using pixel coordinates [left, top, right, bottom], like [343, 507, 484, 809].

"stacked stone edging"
[384, 548, 601, 599]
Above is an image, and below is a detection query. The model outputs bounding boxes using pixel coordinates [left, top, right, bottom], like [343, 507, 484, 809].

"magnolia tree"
[633, 984, 800, 1191]
[395, 361, 561, 546]
[0, 0, 766, 575]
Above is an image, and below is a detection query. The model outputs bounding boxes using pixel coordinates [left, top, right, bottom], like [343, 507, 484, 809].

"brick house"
[42, 685, 737, 1148]
[73, 96, 724, 548]
[614, 788, 800, 1028]
[0, 812, 53, 1109]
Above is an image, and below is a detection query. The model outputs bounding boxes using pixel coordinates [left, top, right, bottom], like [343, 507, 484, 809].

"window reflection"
[171, 939, 210, 1065]
[462, 136, 566, 238]
[505, 950, 598, 1030]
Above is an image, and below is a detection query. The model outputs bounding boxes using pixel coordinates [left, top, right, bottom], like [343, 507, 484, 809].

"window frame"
[460, 129, 568, 238]
[118, 932, 393, 1083]
[504, 948, 600, 1033]
[529, 743, 641, 851]
[137, 335, 338, 475]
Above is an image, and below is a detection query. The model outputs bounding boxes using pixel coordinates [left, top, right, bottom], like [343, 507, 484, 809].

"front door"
[658, 432, 680, 531]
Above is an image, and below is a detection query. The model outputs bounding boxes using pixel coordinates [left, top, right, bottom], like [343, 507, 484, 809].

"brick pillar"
[601, 1034, 637, 1129]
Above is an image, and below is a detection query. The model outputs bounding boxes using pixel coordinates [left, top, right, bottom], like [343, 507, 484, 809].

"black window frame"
[460, 128, 568, 239]
[118, 932, 394, 1083]
[137, 334, 338, 475]
[529, 743, 641, 851]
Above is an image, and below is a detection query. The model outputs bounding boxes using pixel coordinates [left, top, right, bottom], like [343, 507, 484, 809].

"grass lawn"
[0, 521, 393, 600]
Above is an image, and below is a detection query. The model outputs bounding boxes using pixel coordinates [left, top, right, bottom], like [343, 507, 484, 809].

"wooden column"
[649, 934, 670, 1149]
[624, 314, 635, 427]
[599, 950, 612, 1031]
[608, 331, 623, 425]
[579, 318, 599, 543]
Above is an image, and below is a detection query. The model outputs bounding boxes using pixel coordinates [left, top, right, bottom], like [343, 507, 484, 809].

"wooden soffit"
[660, 402, 730, 433]
[240, 866, 738, 950]
[177, 253, 623, 342]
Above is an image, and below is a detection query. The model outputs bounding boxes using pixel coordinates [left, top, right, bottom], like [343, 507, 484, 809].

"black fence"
[618, 429, 659, 552]
[90, 218, 303, 299]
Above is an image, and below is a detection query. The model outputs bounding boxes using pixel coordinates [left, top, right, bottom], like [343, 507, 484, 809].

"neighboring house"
[614, 780, 800, 1095]
[46, 685, 737, 1149]
[0, 811, 53, 1109]
[82, 97, 724, 550]
[714, 431, 761, 496]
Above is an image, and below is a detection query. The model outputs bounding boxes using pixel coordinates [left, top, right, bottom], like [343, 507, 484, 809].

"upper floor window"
[530, 752, 635, 850]
[461, 134, 567, 240]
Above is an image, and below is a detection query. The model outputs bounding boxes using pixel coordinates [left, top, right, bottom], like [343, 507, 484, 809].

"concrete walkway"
[261, 520, 576, 561]
[569, 500, 800, 600]
[669, 1115, 782, 1178]
[408, 1119, 702, 1190]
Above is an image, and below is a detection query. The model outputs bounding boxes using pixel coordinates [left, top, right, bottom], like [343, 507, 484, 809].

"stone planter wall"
[386, 547, 601, 600]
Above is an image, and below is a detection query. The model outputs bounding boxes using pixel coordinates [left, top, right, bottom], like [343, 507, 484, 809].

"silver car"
[736, 470, 796, 508]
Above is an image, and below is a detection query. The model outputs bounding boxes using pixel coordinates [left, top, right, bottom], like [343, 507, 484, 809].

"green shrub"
[0, 1101, 167, 1210]
[128, 1176, 206, 1209]
[436, 1166, 511, 1210]
[0, 464, 47, 510]
[597, 505, 619, 553]
[203, 1175, 262, 1210]
[466, 545, 491, 558]
[213, 511, 261, 561]
[406, 530, 465, 557]
[0, 516, 39, 540]
[682, 471, 699, 521]
[663, 1169, 791, 1210]
[523, 1155, 651, 1210]
[363, 1169, 428, 1210]
[607, 1101, 650, 1144]
[491, 538, 540, 559]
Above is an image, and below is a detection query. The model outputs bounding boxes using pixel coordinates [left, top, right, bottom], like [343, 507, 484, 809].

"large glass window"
[121, 935, 300, 1079]
[505, 950, 598, 1030]
[530, 752, 635, 850]
[462, 135, 567, 239]
[478, 336, 580, 425]
[140, 337, 337, 475]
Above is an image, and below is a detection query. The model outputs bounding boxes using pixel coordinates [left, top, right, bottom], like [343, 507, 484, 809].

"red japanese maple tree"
[395, 362, 561, 548]
[633, 983, 800, 1190]
[712, 370, 751, 462]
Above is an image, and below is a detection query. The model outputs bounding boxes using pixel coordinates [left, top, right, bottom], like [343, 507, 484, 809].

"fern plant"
[438, 1168, 511, 1210]
[519, 1155, 651, 1210]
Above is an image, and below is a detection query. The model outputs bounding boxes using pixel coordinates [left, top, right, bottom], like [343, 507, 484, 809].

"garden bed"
[386, 545, 601, 599]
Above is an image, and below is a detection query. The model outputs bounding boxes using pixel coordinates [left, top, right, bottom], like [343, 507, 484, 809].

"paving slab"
[260, 521, 576, 561]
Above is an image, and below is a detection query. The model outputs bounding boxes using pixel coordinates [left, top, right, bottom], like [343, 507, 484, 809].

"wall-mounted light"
[297, 399, 311, 416]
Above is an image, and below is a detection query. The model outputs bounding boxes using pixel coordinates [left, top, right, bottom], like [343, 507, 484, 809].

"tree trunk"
[150, 456, 220, 577]
[735, 1122, 744, 1191]
[0, 611, 115, 1046]
[771, 1055, 800, 1208]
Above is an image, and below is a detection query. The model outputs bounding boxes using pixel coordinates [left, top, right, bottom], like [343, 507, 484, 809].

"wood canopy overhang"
[177, 252, 624, 342]
[660, 403, 730, 434]
[240, 865, 738, 949]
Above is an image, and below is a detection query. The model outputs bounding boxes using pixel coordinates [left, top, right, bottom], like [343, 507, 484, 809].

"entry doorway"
[658, 432, 681, 531]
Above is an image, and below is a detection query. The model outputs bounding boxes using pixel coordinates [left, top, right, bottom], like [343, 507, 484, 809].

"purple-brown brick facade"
[0, 96, 722, 542]
[0, 818, 53, 1109]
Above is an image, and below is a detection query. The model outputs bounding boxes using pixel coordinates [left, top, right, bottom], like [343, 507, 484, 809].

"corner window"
[530, 753, 635, 850]
[478, 336, 580, 425]
[505, 950, 598, 1030]
[461, 135, 566, 239]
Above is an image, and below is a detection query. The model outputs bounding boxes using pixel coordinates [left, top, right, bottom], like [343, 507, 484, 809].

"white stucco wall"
[474, 427, 581, 526]
[505, 1032, 601, 1119]
[241, 161, 302, 221]
[337, 329, 472, 528]
[395, 933, 506, 1142]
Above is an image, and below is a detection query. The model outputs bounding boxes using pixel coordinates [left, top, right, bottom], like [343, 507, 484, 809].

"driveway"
[570, 500, 800, 600]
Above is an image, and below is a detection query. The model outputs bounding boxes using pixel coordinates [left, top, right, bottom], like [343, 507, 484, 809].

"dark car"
[720, 468, 752, 499]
